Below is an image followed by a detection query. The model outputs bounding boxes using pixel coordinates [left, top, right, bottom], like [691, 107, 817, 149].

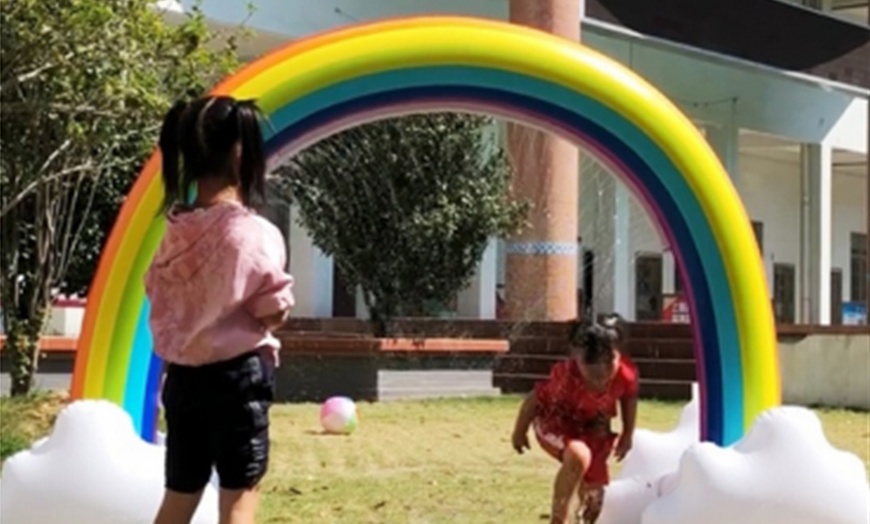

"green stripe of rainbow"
[71, 16, 779, 445]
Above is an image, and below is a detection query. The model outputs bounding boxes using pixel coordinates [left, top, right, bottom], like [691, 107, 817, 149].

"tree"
[277, 113, 528, 336]
[0, 0, 242, 395]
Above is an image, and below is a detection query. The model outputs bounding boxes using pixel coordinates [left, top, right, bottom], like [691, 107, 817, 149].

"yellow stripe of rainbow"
[72, 16, 779, 445]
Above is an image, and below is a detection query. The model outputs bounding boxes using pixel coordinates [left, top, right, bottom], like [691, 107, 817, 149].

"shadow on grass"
[303, 429, 354, 437]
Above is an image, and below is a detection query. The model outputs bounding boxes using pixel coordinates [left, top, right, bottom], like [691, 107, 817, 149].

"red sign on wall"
[662, 294, 690, 324]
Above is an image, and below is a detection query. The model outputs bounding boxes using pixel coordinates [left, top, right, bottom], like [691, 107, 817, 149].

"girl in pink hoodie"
[146, 96, 294, 524]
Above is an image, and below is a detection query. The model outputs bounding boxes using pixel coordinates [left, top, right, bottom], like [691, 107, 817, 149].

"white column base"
[456, 239, 498, 319]
[800, 143, 833, 325]
[613, 182, 632, 319]
[355, 287, 369, 320]
[288, 206, 334, 318]
[705, 123, 740, 184]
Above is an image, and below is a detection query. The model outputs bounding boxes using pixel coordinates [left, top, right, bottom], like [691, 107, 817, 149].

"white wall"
[180, 0, 869, 323]
[832, 170, 868, 302]
[780, 334, 870, 410]
[0, 305, 87, 337]
[575, 160, 650, 318]
[499, 145, 867, 322]
[738, 153, 802, 302]
[45, 307, 85, 337]
[739, 152, 867, 311]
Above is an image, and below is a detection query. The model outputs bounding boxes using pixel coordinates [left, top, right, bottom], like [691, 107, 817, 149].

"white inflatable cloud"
[616, 386, 700, 483]
[0, 400, 218, 524]
[600, 401, 870, 524]
[596, 476, 659, 524]
[644, 406, 869, 524]
[598, 388, 700, 524]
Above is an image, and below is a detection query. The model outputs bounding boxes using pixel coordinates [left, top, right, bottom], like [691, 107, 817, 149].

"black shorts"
[161, 350, 275, 493]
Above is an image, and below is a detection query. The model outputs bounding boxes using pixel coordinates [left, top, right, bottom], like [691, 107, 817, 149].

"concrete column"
[866, 6, 870, 326]
[355, 287, 369, 320]
[799, 143, 833, 325]
[587, 176, 632, 319]
[613, 182, 632, 319]
[288, 205, 334, 317]
[456, 239, 498, 319]
[577, 236, 586, 316]
[705, 122, 740, 183]
[662, 249, 677, 295]
[505, 0, 580, 321]
[496, 239, 507, 286]
[576, 237, 583, 285]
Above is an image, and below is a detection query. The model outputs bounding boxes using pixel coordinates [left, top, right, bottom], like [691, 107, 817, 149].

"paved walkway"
[0, 372, 71, 396]
[1, 370, 501, 400]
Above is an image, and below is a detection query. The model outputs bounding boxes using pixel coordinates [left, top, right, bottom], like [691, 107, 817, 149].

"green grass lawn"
[2, 394, 868, 523]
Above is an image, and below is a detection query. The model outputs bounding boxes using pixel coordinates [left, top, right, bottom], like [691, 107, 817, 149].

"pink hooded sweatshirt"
[144, 201, 294, 366]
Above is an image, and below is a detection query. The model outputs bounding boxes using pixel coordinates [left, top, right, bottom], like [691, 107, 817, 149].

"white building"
[163, 0, 868, 326]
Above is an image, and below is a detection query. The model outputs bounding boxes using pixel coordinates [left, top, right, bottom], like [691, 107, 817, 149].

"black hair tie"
[227, 98, 239, 116]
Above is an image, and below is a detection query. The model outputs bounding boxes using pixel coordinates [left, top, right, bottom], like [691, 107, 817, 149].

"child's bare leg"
[551, 441, 592, 524]
[579, 486, 605, 524]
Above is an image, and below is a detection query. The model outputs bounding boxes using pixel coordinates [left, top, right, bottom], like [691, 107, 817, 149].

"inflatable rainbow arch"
[71, 16, 780, 446]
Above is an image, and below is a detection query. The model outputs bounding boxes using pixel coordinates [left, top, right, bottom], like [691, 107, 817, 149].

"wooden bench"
[277, 333, 509, 402]
[0, 336, 78, 354]
[0, 336, 78, 385]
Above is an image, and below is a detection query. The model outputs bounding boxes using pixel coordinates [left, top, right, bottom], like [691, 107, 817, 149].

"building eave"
[583, 17, 870, 100]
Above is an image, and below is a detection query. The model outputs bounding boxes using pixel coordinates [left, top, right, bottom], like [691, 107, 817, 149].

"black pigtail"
[568, 318, 586, 348]
[158, 101, 188, 213]
[234, 99, 267, 207]
[601, 312, 627, 345]
[583, 324, 611, 363]
[574, 313, 625, 365]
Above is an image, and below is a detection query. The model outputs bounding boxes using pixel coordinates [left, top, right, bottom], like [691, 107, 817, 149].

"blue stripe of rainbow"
[120, 66, 741, 443]
[72, 18, 778, 448]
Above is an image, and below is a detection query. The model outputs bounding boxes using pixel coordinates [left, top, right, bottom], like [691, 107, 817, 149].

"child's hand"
[512, 430, 530, 454]
[614, 433, 632, 461]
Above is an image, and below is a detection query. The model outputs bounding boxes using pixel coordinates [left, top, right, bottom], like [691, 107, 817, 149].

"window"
[751, 221, 764, 253]
[850, 233, 867, 303]
[581, 249, 595, 318]
[831, 268, 843, 325]
[674, 264, 684, 295]
[635, 254, 663, 321]
[773, 263, 796, 324]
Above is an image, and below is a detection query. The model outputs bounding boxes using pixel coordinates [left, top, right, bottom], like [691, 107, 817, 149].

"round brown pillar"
[866, 5, 870, 324]
[505, 0, 581, 321]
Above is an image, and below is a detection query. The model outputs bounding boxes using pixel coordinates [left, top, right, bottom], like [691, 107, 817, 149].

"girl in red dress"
[512, 314, 638, 524]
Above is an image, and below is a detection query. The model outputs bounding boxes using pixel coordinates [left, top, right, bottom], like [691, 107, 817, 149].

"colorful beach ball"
[320, 396, 358, 435]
